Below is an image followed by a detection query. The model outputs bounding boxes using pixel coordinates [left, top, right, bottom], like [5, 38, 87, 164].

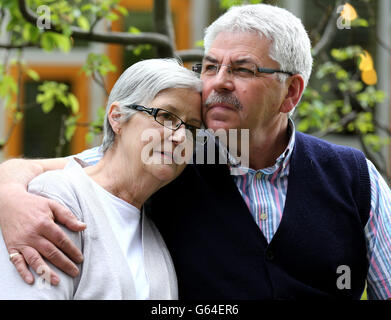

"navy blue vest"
[149, 132, 371, 300]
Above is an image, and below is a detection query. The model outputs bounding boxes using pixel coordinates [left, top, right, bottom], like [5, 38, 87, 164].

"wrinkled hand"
[0, 184, 86, 285]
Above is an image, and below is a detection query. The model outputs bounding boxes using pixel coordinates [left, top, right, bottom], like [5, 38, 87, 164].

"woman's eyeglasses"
[125, 104, 202, 141]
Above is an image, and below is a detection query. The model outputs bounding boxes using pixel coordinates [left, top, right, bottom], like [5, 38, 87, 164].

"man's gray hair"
[102, 58, 202, 153]
[204, 4, 313, 88]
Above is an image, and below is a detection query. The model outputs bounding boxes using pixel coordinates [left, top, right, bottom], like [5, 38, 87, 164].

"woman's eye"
[161, 112, 171, 118]
[159, 112, 174, 120]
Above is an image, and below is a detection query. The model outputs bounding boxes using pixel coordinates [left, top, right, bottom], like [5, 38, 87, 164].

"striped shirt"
[75, 122, 391, 300]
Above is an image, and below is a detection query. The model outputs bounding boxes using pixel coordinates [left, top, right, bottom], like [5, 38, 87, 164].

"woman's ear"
[108, 102, 122, 134]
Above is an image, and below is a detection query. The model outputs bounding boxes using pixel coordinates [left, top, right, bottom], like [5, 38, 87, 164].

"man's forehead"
[205, 33, 271, 61]
[204, 53, 255, 63]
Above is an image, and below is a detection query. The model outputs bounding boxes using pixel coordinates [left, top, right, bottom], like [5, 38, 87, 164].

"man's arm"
[364, 160, 391, 300]
[0, 158, 86, 285]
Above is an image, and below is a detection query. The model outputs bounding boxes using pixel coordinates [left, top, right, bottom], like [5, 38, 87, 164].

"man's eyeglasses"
[125, 104, 202, 141]
[192, 62, 294, 79]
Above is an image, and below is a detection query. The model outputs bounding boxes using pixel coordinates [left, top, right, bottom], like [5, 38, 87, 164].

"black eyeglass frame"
[125, 104, 201, 134]
[192, 63, 295, 77]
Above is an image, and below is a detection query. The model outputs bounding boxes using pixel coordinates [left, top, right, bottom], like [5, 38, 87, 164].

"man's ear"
[108, 102, 122, 134]
[279, 74, 305, 114]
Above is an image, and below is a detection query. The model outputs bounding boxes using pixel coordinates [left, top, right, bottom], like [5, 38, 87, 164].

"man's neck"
[248, 118, 290, 170]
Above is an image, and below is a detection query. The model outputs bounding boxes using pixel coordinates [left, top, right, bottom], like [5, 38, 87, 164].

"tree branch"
[153, 0, 175, 57]
[92, 72, 109, 97]
[17, 0, 173, 50]
[374, 119, 391, 137]
[312, 0, 343, 57]
[358, 133, 391, 185]
[0, 42, 37, 49]
[316, 111, 358, 138]
[175, 49, 204, 63]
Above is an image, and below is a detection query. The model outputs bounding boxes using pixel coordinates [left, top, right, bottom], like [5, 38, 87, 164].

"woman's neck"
[83, 148, 163, 210]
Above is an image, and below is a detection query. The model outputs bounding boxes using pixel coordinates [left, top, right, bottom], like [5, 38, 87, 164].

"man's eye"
[233, 67, 254, 75]
[203, 64, 218, 72]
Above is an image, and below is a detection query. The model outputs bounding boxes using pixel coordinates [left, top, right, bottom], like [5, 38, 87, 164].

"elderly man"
[0, 4, 391, 300]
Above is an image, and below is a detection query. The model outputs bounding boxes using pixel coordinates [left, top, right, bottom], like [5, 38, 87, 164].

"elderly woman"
[0, 58, 202, 299]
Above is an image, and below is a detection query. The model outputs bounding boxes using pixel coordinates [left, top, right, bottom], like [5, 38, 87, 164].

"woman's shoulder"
[29, 158, 84, 190]
[28, 158, 88, 218]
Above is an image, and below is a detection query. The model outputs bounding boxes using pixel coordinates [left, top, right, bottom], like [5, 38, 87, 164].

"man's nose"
[211, 65, 235, 92]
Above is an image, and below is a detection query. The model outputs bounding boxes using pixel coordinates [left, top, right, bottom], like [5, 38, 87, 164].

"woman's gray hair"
[102, 58, 202, 153]
[204, 4, 313, 88]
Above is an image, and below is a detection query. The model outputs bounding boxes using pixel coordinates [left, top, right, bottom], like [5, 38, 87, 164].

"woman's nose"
[170, 125, 187, 144]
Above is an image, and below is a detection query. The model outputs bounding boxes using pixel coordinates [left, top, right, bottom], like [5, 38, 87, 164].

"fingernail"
[51, 275, 60, 285]
[74, 254, 83, 264]
[71, 267, 80, 277]
[26, 275, 34, 284]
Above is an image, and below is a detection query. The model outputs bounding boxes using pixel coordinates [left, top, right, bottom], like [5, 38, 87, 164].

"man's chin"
[205, 119, 238, 132]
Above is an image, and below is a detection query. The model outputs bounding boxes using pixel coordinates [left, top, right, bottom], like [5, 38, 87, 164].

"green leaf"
[64, 115, 80, 141]
[42, 100, 55, 113]
[40, 32, 56, 51]
[52, 33, 72, 52]
[0, 74, 17, 96]
[105, 12, 119, 21]
[85, 132, 94, 144]
[14, 111, 24, 122]
[298, 118, 310, 132]
[116, 5, 128, 16]
[336, 69, 348, 80]
[65, 124, 76, 141]
[68, 93, 79, 114]
[81, 4, 93, 12]
[351, 18, 369, 28]
[41, 32, 72, 52]
[22, 24, 31, 42]
[26, 69, 40, 81]
[77, 16, 90, 31]
[195, 40, 204, 48]
[128, 26, 141, 34]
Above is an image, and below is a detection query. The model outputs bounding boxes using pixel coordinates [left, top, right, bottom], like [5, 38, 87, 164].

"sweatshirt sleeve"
[0, 169, 83, 300]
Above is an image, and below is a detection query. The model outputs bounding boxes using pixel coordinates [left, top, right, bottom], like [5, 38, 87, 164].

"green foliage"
[0, 69, 17, 101]
[86, 106, 106, 144]
[220, 0, 263, 10]
[82, 53, 117, 77]
[64, 114, 80, 142]
[36, 81, 79, 114]
[0, 0, 136, 149]
[34, 81, 80, 142]
[128, 27, 152, 56]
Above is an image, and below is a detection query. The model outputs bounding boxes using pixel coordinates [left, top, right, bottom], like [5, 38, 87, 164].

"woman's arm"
[0, 158, 86, 285]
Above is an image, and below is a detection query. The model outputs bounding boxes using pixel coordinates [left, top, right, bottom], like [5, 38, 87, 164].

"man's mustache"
[204, 92, 243, 111]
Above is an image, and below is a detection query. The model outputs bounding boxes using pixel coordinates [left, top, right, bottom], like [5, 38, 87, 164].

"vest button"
[266, 250, 274, 261]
